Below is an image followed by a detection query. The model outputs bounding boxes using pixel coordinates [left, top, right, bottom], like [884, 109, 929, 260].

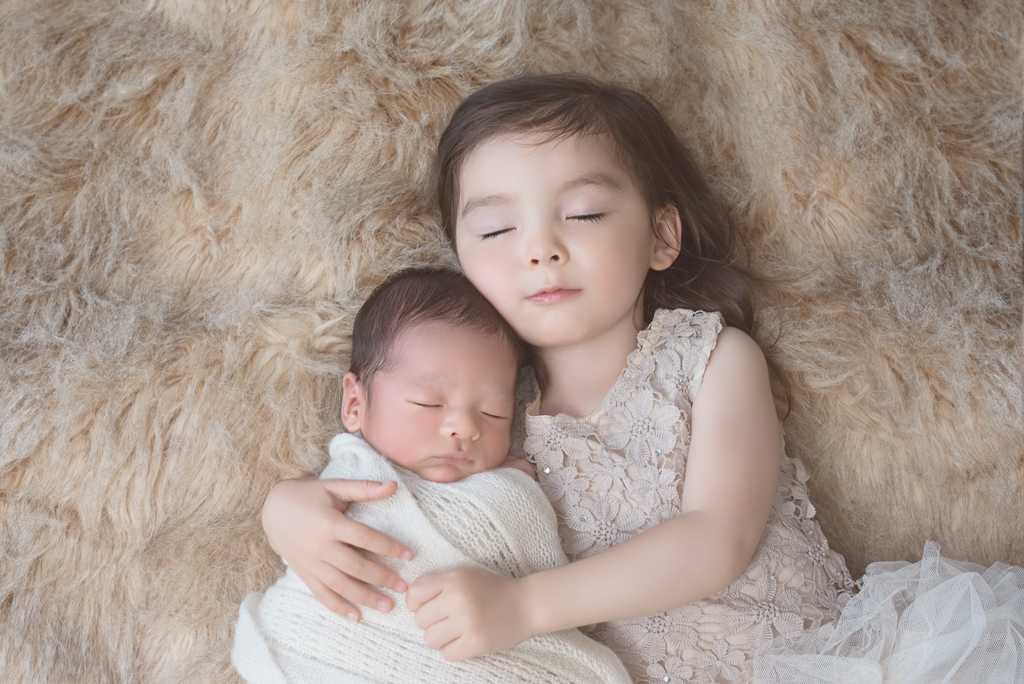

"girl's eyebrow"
[461, 193, 513, 218]
[559, 173, 623, 194]
[460, 173, 623, 218]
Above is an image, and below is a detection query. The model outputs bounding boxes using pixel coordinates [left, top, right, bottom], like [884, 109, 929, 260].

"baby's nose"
[444, 409, 481, 441]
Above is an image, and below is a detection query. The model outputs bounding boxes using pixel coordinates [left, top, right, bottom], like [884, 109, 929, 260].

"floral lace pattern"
[514, 309, 856, 684]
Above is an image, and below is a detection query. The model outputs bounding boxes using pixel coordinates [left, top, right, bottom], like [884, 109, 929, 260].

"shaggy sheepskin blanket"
[231, 433, 630, 684]
[0, 0, 1020, 681]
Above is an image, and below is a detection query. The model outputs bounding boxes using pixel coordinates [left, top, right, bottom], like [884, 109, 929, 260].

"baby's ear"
[341, 372, 366, 432]
[651, 204, 682, 271]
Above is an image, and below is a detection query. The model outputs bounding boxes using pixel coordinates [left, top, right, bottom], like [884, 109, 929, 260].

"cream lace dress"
[514, 308, 857, 684]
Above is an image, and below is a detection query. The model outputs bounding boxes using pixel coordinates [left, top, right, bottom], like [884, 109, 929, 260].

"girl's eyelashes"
[476, 212, 604, 238]
[482, 411, 510, 420]
[410, 401, 441, 408]
[481, 227, 513, 240]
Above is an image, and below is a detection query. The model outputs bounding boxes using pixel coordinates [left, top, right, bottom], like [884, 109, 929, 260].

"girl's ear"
[650, 205, 683, 271]
[341, 372, 367, 433]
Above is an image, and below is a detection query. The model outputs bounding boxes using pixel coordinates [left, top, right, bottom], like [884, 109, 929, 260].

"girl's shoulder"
[637, 308, 726, 405]
[647, 308, 724, 346]
[642, 308, 769, 408]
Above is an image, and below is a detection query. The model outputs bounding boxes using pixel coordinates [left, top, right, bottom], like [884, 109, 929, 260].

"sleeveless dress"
[513, 308, 858, 684]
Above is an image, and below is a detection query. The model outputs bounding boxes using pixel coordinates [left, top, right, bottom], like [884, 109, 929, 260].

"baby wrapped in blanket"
[232, 267, 629, 684]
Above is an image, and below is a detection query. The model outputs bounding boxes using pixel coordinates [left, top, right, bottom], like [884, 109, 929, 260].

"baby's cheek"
[377, 420, 433, 470]
[474, 433, 508, 472]
[381, 448, 424, 473]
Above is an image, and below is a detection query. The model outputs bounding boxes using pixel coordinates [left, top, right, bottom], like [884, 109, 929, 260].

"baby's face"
[341, 321, 517, 483]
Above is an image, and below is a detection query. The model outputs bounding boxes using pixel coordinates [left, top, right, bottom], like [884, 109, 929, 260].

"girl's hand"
[262, 478, 413, 621]
[500, 455, 537, 480]
[406, 568, 535, 661]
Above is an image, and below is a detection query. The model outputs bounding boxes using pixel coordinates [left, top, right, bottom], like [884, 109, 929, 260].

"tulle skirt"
[755, 541, 1024, 684]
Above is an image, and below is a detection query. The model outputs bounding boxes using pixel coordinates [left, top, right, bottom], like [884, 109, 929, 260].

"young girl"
[262, 74, 858, 684]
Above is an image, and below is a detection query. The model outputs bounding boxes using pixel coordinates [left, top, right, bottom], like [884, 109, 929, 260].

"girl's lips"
[527, 288, 580, 304]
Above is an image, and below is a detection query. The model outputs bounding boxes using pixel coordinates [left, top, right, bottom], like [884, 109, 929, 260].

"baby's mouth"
[436, 453, 473, 465]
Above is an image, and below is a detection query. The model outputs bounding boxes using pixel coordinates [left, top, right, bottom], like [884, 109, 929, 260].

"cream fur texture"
[1, 0, 1021, 681]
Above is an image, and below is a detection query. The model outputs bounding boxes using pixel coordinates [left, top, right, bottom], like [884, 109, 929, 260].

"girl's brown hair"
[435, 73, 756, 335]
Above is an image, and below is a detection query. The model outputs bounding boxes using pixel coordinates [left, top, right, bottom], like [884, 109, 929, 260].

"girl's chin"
[522, 330, 600, 352]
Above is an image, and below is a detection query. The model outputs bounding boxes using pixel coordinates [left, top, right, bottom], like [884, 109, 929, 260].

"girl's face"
[454, 133, 680, 353]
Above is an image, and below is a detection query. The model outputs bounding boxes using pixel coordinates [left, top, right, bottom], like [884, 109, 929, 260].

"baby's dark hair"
[435, 73, 756, 335]
[349, 267, 525, 395]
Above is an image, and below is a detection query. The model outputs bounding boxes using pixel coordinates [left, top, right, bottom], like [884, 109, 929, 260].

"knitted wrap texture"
[232, 433, 630, 683]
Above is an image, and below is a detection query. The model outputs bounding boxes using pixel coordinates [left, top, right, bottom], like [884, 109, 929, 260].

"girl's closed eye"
[481, 227, 514, 240]
[568, 212, 605, 222]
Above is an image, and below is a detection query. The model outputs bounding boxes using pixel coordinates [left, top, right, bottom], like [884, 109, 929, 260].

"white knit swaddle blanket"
[232, 433, 630, 683]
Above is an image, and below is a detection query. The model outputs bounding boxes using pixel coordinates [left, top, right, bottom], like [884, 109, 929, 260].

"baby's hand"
[262, 478, 413, 620]
[501, 456, 537, 480]
[406, 568, 535, 661]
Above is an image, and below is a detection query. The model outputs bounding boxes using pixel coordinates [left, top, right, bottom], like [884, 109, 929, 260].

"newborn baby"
[232, 267, 629, 684]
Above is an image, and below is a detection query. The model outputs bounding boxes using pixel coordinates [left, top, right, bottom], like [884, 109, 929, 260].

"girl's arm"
[262, 477, 414, 620]
[406, 327, 780, 660]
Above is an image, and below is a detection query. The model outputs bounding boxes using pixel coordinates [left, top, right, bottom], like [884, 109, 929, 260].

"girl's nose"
[530, 250, 563, 265]
[443, 410, 480, 442]
[525, 224, 567, 266]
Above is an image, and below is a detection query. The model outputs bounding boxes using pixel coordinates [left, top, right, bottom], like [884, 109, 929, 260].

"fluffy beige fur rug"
[1, 0, 1021, 681]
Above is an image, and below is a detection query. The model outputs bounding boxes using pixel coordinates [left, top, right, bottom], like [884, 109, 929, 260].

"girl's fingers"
[295, 569, 361, 622]
[440, 640, 472, 663]
[262, 477, 412, 616]
[408, 590, 447, 630]
[332, 512, 413, 562]
[320, 478, 398, 504]
[422, 618, 461, 653]
[317, 560, 396, 613]
[324, 542, 408, 594]
[405, 574, 443, 613]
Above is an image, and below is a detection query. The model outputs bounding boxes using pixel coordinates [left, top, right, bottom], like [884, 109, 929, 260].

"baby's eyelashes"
[408, 401, 509, 420]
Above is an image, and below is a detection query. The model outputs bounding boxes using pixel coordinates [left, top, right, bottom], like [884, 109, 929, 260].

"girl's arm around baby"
[407, 328, 780, 661]
[263, 478, 413, 620]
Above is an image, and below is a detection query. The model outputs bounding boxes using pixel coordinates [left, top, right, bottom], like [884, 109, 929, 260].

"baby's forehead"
[395, 318, 514, 353]
[388, 320, 518, 380]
